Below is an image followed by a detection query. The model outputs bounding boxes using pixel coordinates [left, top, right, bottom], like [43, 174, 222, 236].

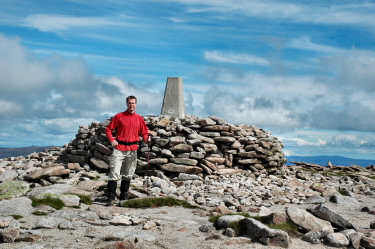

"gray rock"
[286, 206, 334, 233]
[149, 158, 169, 165]
[242, 218, 290, 248]
[225, 227, 236, 237]
[26, 166, 69, 181]
[199, 222, 215, 232]
[0, 170, 18, 182]
[178, 173, 202, 181]
[27, 184, 89, 198]
[89, 157, 109, 171]
[326, 232, 349, 247]
[308, 204, 355, 229]
[35, 217, 64, 229]
[170, 158, 198, 166]
[301, 227, 330, 244]
[58, 220, 74, 230]
[0, 197, 33, 216]
[305, 195, 325, 204]
[349, 231, 364, 249]
[330, 194, 360, 209]
[216, 215, 245, 228]
[160, 149, 173, 158]
[60, 194, 80, 207]
[213, 136, 237, 144]
[0, 228, 20, 242]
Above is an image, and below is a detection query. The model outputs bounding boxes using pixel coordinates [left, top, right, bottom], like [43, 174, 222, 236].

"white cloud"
[164, 0, 375, 27]
[288, 36, 346, 54]
[0, 33, 162, 146]
[204, 51, 269, 65]
[24, 14, 119, 32]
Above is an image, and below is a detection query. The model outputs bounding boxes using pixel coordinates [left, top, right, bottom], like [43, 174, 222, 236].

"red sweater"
[105, 110, 148, 151]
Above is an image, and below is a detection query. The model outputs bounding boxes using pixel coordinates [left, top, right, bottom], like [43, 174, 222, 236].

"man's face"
[127, 98, 136, 113]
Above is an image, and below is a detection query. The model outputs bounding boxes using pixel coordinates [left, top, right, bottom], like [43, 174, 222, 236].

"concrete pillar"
[161, 77, 185, 119]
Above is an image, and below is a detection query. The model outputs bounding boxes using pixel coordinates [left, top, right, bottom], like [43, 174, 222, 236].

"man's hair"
[126, 95, 137, 104]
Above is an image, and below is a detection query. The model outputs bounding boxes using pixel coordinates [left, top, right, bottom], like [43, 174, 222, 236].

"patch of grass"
[32, 211, 48, 216]
[30, 194, 65, 210]
[70, 193, 92, 205]
[365, 175, 375, 180]
[228, 219, 248, 235]
[121, 197, 198, 209]
[338, 190, 348, 196]
[11, 215, 23, 220]
[268, 222, 300, 237]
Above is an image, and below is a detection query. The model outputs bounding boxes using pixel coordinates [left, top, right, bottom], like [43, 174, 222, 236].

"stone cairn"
[61, 115, 286, 177]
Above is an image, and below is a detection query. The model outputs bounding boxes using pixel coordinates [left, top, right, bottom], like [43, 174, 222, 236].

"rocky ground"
[1, 146, 375, 248]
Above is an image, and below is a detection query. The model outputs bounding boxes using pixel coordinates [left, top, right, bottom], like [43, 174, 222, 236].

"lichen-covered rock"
[0, 181, 29, 200]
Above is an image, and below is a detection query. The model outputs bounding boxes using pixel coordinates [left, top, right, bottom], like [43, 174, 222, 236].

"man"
[105, 95, 149, 205]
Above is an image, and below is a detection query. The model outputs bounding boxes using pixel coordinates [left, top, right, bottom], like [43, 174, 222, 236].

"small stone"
[224, 227, 236, 237]
[199, 222, 215, 232]
[143, 221, 156, 230]
[326, 232, 349, 247]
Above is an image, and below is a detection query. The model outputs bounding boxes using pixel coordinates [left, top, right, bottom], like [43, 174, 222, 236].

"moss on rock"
[0, 181, 29, 200]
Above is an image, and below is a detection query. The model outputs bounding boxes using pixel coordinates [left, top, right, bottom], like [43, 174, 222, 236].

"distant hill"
[0, 146, 55, 159]
[286, 155, 375, 167]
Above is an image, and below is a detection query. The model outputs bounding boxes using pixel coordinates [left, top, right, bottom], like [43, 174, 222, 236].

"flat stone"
[0, 228, 20, 242]
[0, 197, 33, 216]
[66, 154, 86, 164]
[35, 217, 64, 229]
[217, 215, 245, 228]
[305, 195, 325, 204]
[188, 134, 214, 144]
[169, 136, 186, 146]
[196, 118, 216, 126]
[89, 157, 109, 171]
[94, 143, 112, 156]
[349, 232, 364, 249]
[27, 184, 89, 198]
[60, 194, 80, 207]
[149, 158, 169, 165]
[143, 221, 157, 230]
[308, 204, 355, 229]
[202, 125, 230, 132]
[214, 137, 237, 144]
[199, 222, 215, 232]
[170, 158, 198, 166]
[0, 170, 18, 183]
[301, 227, 330, 244]
[286, 206, 334, 233]
[330, 194, 360, 209]
[27, 166, 70, 181]
[109, 215, 133, 226]
[199, 143, 217, 152]
[170, 144, 193, 153]
[160, 163, 202, 174]
[178, 173, 202, 181]
[326, 232, 350, 247]
[242, 218, 290, 248]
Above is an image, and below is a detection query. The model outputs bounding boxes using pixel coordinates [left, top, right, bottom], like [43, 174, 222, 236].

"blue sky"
[0, 0, 374, 159]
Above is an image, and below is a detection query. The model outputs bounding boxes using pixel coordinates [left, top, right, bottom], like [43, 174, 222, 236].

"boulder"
[307, 204, 355, 229]
[242, 218, 290, 248]
[286, 206, 334, 233]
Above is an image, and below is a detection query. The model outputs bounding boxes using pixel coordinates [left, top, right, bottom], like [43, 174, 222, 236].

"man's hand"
[111, 140, 118, 147]
[144, 135, 151, 144]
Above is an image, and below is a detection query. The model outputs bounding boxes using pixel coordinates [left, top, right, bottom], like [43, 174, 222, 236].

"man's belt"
[116, 140, 139, 146]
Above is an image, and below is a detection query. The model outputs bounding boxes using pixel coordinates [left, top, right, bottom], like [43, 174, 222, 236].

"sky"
[0, 0, 374, 160]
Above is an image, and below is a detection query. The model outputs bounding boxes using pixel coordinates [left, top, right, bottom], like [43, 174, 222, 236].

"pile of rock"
[62, 115, 286, 176]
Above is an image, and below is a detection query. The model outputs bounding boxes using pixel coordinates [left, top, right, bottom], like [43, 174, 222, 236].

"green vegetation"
[268, 222, 300, 237]
[0, 181, 29, 200]
[70, 193, 92, 205]
[11, 215, 23, 220]
[32, 211, 48, 216]
[30, 194, 65, 210]
[121, 197, 198, 209]
[338, 190, 348, 196]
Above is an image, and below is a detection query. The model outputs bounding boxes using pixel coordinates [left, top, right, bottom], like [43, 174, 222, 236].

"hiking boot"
[106, 180, 117, 206]
[119, 179, 130, 201]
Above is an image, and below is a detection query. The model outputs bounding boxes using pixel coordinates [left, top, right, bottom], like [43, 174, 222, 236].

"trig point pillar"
[161, 77, 185, 119]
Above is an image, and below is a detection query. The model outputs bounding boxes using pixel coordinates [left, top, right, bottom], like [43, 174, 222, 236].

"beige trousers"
[108, 149, 137, 181]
